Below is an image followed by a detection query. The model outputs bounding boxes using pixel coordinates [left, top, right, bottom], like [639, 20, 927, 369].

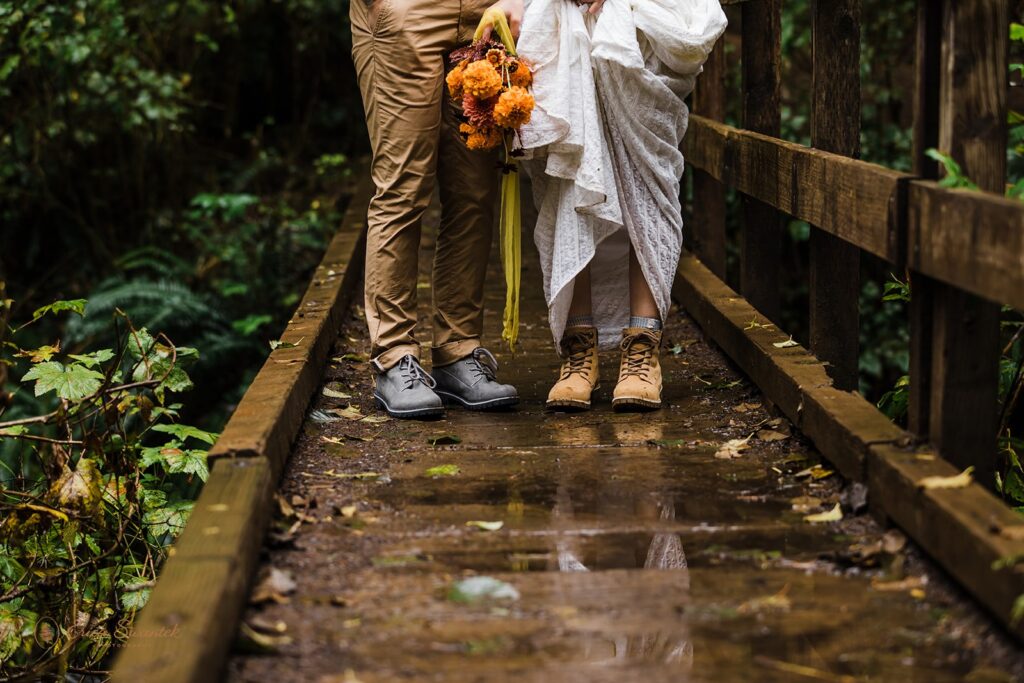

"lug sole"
[374, 394, 445, 419]
[435, 390, 519, 411]
[544, 383, 600, 412]
[545, 399, 592, 411]
[611, 396, 662, 412]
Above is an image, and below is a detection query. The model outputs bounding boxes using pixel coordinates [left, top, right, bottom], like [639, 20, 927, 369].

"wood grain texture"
[111, 458, 275, 683]
[928, 0, 1008, 488]
[673, 254, 878, 480]
[683, 116, 908, 262]
[938, 0, 1009, 192]
[689, 35, 728, 280]
[809, 0, 861, 391]
[868, 443, 1024, 641]
[739, 0, 783, 323]
[674, 253, 1024, 641]
[908, 0, 943, 437]
[908, 181, 1024, 311]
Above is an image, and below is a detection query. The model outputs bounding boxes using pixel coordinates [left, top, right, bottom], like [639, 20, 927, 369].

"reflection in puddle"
[552, 479, 693, 675]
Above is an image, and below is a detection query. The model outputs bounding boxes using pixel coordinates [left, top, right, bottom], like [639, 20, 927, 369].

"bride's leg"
[614, 247, 663, 411]
[547, 267, 600, 411]
[628, 247, 659, 319]
[568, 265, 593, 321]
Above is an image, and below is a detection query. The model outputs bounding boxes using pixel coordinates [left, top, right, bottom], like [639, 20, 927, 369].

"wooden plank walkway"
[223, 195, 1022, 682]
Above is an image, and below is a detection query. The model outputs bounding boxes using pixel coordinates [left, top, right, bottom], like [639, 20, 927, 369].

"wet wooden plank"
[868, 443, 1024, 641]
[111, 458, 275, 683]
[928, 0, 1008, 488]
[739, 0, 783, 322]
[112, 175, 371, 682]
[808, 0, 861, 391]
[207, 175, 370, 478]
[683, 116, 908, 262]
[672, 253, 883, 480]
[674, 248, 1024, 640]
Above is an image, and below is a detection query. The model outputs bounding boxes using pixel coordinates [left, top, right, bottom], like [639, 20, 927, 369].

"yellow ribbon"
[475, 7, 521, 350]
[474, 7, 518, 56]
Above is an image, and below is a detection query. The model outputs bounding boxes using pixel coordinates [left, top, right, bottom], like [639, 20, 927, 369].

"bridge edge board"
[673, 252, 1024, 641]
[109, 170, 372, 683]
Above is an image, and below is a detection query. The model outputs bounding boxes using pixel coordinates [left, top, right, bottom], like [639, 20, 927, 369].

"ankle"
[628, 315, 662, 331]
[566, 314, 595, 329]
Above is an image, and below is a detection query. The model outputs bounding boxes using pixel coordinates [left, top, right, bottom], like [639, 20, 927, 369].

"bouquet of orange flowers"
[447, 8, 534, 350]
[447, 39, 534, 152]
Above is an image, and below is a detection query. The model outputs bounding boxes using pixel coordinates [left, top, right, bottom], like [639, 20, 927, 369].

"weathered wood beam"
[740, 0, 783, 323]
[684, 115, 909, 263]
[907, 0, 943, 437]
[928, 0, 1008, 489]
[689, 34, 728, 280]
[908, 181, 1024, 311]
[110, 175, 372, 683]
[197, 178, 370, 480]
[809, 0, 862, 391]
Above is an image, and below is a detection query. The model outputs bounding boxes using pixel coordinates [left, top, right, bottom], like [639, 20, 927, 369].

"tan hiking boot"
[612, 328, 663, 410]
[546, 327, 600, 410]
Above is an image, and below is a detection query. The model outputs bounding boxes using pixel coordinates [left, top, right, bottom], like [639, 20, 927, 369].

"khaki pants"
[351, 0, 499, 371]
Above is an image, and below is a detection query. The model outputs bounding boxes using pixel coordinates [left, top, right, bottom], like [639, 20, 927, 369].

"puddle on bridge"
[228, 210, 1021, 682]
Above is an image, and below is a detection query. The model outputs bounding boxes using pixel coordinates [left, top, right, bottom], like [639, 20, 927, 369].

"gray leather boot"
[373, 355, 444, 419]
[432, 347, 519, 410]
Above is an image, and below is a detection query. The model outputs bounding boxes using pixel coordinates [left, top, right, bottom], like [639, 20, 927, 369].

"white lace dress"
[518, 0, 727, 348]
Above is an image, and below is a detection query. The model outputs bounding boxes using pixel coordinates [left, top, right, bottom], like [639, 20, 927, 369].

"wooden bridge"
[111, 1, 1024, 680]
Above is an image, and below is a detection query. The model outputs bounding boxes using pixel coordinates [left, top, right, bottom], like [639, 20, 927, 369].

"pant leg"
[351, 0, 461, 370]
[431, 0, 502, 366]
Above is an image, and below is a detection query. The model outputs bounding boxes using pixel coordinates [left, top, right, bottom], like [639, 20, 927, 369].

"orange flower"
[459, 122, 503, 150]
[493, 86, 534, 129]
[462, 59, 502, 99]
[508, 59, 533, 89]
[462, 93, 496, 128]
[446, 61, 467, 98]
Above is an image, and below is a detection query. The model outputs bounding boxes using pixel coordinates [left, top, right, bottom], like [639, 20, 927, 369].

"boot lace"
[620, 332, 657, 380]
[467, 347, 499, 382]
[397, 355, 437, 390]
[559, 331, 593, 380]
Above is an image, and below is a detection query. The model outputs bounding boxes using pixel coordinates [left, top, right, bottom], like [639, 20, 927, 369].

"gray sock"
[629, 315, 662, 331]
[566, 314, 595, 329]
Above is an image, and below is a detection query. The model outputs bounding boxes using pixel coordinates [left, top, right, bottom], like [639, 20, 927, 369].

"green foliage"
[997, 435, 1024, 509]
[877, 375, 910, 422]
[926, 149, 980, 190]
[30, 300, 88, 323]
[0, 298, 213, 678]
[0, 3, 361, 673]
[0, 0, 362, 310]
[22, 361, 105, 401]
[881, 277, 910, 304]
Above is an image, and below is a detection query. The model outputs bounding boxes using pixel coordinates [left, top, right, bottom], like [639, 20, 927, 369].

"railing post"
[908, 0, 942, 436]
[809, 0, 862, 392]
[928, 0, 1008, 488]
[690, 36, 728, 281]
[740, 0, 783, 324]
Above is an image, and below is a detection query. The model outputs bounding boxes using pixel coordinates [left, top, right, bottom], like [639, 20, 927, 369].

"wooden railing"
[688, 0, 1020, 487]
